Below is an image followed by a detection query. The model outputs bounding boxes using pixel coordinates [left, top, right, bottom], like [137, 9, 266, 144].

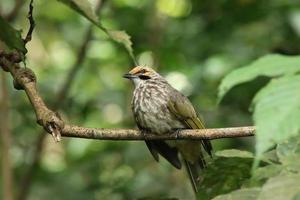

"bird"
[123, 66, 212, 193]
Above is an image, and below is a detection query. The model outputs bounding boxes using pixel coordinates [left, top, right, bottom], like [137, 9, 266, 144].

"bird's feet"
[171, 128, 184, 139]
[140, 129, 151, 139]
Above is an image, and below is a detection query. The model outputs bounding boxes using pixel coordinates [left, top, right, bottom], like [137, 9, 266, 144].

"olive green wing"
[168, 92, 212, 193]
[168, 98, 205, 129]
[167, 93, 212, 155]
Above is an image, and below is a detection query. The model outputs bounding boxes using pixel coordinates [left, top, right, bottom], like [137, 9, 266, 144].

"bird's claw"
[172, 129, 183, 139]
[141, 129, 151, 139]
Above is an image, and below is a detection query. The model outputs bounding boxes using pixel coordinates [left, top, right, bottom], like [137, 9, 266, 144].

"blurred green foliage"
[1, 0, 300, 199]
[0, 15, 26, 53]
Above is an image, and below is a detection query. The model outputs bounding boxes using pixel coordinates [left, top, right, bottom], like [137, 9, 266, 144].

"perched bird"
[124, 66, 212, 193]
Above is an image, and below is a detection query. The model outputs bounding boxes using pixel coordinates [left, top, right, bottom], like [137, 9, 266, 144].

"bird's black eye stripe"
[139, 75, 151, 80]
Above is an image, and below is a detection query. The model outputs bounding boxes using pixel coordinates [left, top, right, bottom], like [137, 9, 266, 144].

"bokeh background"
[1, 0, 300, 199]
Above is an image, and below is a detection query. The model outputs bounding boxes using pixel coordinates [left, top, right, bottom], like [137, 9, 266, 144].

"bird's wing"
[168, 96, 204, 128]
[167, 93, 212, 155]
[145, 140, 182, 169]
[168, 92, 213, 193]
[136, 117, 182, 169]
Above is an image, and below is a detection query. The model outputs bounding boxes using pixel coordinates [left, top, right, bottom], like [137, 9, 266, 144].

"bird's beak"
[123, 73, 136, 79]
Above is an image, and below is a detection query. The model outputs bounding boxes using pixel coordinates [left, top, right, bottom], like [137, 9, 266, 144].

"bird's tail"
[184, 157, 205, 194]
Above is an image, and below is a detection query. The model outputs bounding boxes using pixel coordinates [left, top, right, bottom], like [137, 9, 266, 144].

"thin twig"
[23, 0, 35, 45]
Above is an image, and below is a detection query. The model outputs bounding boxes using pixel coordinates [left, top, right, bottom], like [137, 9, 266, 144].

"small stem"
[23, 0, 35, 45]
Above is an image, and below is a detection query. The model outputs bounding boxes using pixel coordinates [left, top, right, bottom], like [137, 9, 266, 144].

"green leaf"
[106, 30, 135, 61]
[257, 174, 300, 200]
[197, 157, 252, 200]
[244, 164, 283, 187]
[253, 165, 282, 181]
[253, 75, 300, 158]
[218, 54, 300, 102]
[261, 150, 279, 163]
[277, 136, 300, 172]
[58, 0, 135, 62]
[212, 188, 261, 200]
[215, 149, 275, 164]
[0, 15, 27, 54]
[58, 0, 99, 24]
[215, 149, 254, 159]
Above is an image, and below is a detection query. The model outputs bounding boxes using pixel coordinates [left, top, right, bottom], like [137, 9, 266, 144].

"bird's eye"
[139, 75, 150, 80]
[140, 69, 146, 74]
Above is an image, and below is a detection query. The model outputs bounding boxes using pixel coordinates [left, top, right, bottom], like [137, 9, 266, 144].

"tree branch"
[0, 57, 64, 141]
[62, 125, 255, 140]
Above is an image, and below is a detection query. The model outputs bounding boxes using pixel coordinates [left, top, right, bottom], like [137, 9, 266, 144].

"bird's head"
[123, 66, 158, 86]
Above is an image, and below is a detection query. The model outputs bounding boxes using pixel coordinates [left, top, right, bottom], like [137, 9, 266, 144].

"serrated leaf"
[215, 149, 254, 159]
[277, 136, 300, 172]
[197, 157, 252, 200]
[106, 30, 135, 61]
[218, 54, 300, 102]
[253, 75, 300, 158]
[0, 15, 27, 54]
[212, 188, 261, 200]
[58, 0, 99, 24]
[257, 174, 300, 200]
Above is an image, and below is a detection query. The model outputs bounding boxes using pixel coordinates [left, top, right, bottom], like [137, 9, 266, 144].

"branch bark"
[0, 58, 64, 141]
[62, 125, 255, 140]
